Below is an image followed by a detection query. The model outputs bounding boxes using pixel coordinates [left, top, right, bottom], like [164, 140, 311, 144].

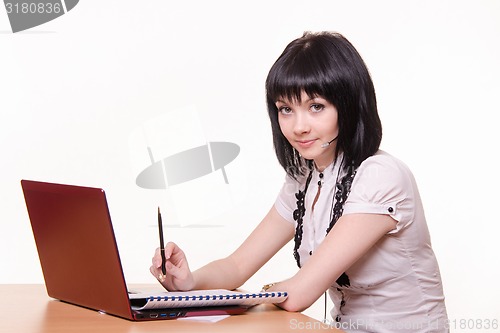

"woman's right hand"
[150, 242, 195, 291]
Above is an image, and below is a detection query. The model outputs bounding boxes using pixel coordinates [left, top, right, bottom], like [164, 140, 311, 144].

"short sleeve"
[343, 152, 417, 234]
[274, 174, 303, 224]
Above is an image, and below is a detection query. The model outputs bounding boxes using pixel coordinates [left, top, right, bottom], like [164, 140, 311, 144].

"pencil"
[158, 207, 166, 275]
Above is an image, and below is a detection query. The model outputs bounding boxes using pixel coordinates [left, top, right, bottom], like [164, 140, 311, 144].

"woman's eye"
[279, 106, 292, 115]
[311, 104, 324, 112]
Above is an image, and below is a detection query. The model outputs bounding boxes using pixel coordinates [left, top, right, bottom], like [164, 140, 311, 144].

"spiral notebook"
[21, 180, 287, 321]
[130, 289, 288, 310]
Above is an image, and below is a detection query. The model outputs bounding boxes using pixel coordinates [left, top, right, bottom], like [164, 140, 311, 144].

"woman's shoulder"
[355, 150, 415, 186]
[359, 150, 412, 173]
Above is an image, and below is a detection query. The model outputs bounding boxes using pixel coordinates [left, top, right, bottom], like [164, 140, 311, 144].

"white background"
[1, 0, 499, 327]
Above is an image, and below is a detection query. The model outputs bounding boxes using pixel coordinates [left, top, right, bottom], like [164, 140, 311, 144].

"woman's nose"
[293, 113, 310, 135]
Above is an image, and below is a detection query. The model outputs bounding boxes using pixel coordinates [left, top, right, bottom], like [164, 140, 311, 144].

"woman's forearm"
[191, 208, 295, 291]
[192, 255, 246, 290]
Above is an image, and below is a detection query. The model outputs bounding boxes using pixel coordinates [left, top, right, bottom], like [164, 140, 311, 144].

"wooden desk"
[0, 285, 343, 332]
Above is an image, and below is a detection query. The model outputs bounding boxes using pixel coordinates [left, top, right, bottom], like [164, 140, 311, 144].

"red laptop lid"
[21, 180, 134, 320]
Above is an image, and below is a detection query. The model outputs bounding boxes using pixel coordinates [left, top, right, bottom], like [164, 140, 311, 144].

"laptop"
[21, 179, 248, 321]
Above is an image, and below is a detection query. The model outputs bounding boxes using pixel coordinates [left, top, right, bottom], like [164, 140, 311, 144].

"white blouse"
[275, 150, 448, 332]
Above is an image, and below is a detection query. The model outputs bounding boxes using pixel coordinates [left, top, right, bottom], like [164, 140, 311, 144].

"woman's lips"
[295, 139, 317, 148]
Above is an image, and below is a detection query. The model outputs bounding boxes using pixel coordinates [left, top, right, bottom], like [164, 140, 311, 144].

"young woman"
[150, 32, 448, 332]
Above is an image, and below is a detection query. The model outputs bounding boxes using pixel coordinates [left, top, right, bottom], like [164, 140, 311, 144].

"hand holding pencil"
[150, 208, 195, 291]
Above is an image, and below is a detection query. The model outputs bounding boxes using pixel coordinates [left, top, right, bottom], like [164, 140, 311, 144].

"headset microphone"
[321, 136, 338, 148]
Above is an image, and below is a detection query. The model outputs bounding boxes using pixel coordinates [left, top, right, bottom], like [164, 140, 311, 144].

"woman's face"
[276, 91, 339, 171]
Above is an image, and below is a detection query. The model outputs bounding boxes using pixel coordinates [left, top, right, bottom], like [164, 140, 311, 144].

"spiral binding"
[149, 292, 287, 302]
